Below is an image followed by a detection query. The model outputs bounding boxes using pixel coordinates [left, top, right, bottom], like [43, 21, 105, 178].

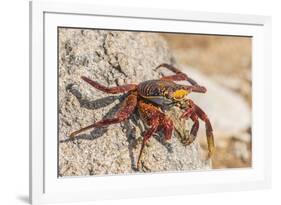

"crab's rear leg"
[69, 93, 137, 138]
[81, 76, 137, 94]
[155, 63, 199, 85]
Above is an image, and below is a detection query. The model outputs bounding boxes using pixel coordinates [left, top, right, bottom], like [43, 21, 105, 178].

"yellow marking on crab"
[172, 89, 189, 100]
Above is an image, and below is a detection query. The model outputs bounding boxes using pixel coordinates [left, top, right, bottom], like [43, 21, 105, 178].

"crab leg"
[155, 63, 199, 85]
[182, 85, 207, 93]
[159, 116, 174, 141]
[190, 114, 199, 140]
[155, 64, 207, 93]
[194, 103, 215, 158]
[183, 113, 200, 145]
[137, 116, 174, 170]
[180, 99, 196, 119]
[180, 99, 215, 158]
[69, 93, 137, 138]
[81, 76, 137, 94]
[137, 120, 159, 170]
[137, 100, 174, 170]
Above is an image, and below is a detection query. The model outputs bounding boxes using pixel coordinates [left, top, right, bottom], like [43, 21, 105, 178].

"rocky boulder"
[58, 28, 209, 176]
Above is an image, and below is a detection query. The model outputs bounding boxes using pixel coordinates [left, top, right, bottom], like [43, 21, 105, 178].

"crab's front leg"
[179, 99, 215, 159]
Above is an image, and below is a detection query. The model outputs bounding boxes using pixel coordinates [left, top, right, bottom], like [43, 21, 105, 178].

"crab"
[69, 64, 215, 170]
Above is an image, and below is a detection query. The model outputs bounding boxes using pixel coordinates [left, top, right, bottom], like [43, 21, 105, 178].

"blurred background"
[162, 33, 252, 169]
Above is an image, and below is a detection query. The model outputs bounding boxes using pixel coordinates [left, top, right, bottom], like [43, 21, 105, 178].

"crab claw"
[181, 134, 196, 146]
[180, 108, 193, 119]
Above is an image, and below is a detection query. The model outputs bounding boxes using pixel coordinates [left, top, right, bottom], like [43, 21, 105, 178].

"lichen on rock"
[58, 28, 209, 177]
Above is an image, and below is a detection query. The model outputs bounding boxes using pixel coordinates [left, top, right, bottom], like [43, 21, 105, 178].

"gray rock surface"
[58, 28, 209, 177]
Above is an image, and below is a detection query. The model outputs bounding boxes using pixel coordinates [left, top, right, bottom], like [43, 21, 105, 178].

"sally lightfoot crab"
[69, 64, 215, 170]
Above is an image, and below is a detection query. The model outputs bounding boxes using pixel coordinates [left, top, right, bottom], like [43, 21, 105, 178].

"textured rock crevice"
[58, 28, 209, 177]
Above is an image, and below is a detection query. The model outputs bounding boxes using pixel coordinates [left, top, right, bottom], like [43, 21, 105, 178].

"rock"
[232, 140, 250, 162]
[211, 74, 252, 106]
[58, 28, 209, 176]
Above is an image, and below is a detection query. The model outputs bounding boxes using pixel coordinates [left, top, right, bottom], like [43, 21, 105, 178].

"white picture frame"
[30, 1, 272, 204]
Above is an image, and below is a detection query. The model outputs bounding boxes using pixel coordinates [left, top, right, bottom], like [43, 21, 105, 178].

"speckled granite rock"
[58, 28, 209, 177]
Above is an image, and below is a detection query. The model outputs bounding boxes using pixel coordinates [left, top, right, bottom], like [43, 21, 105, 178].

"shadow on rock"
[60, 92, 124, 143]
[154, 133, 174, 153]
[61, 85, 142, 170]
[66, 83, 120, 110]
